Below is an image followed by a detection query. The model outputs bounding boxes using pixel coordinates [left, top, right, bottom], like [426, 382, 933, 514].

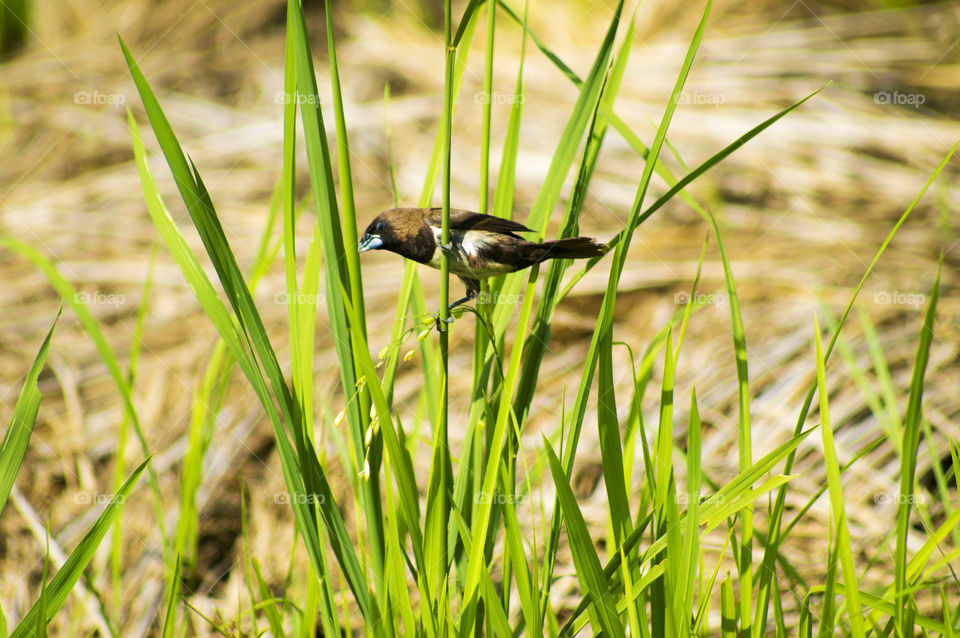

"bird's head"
[358, 208, 436, 264]
[358, 214, 389, 253]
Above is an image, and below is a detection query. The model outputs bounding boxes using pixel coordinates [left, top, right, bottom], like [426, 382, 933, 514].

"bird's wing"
[427, 208, 533, 235]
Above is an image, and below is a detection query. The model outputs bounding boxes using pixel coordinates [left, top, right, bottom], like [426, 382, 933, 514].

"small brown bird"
[359, 207, 606, 308]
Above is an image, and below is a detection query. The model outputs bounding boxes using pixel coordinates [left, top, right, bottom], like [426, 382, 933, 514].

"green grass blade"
[721, 574, 735, 638]
[423, 0, 457, 623]
[160, 554, 181, 638]
[11, 458, 149, 638]
[446, 501, 513, 638]
[0, 310, 57, 516]
[520, 0, 622, 236]
[460, 276, 538, 627]
[545, 440, 625, 638]
[702, 202, 753, 632]
[122, 40, 302, 451]
[478, 0, 495, 216]
[651, 326, 676, 636]
[382, 453, 417, 637]
[894, 258, 941, 634]
[499, 481, 540, 635]
[323, 0, 365, 332]
[674, 235, 708, 364]
[490, 6, 526, 224]
[859, 308, 903, 453]
[598, 318, 631, 543]
[168, 186, 283, 629]
[676, 388, 702, 635]
[813, 315, 866, 637]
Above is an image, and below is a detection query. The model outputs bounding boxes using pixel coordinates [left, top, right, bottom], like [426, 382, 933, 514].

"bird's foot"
[433, 311, 455, 332]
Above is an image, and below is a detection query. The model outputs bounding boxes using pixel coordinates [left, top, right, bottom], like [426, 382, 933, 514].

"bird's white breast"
[426, 227, 512, 277]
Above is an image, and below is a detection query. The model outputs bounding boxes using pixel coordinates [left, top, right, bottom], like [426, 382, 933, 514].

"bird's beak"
[358, 234, 383, 252]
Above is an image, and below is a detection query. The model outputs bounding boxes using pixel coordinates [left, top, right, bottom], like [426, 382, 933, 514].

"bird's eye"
[375, 221, 384, 232]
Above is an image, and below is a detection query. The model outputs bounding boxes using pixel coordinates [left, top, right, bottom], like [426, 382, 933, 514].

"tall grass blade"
[160, 555, 180, 638]
[545, 441, 625, 638]
[813, 315, 866, 637]
[0, 310, 57, 517]
[11, 458, 149, 638]
[652, 326, 676, 636]
[703, 202, 753, 631]
[894, 258, 941, 635]
[676, 388, 702, 635]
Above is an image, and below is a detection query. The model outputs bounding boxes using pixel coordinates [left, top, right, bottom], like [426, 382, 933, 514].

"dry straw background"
[0, 0, 958, 633]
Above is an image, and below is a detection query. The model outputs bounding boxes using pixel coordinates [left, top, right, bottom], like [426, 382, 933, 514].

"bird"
[358, 207, 606, 309]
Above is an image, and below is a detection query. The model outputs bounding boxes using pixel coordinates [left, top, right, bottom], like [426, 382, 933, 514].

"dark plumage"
[358, 207, 606, 307]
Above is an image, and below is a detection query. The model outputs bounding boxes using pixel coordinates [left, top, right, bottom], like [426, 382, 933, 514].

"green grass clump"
[2, 0, 957, 635]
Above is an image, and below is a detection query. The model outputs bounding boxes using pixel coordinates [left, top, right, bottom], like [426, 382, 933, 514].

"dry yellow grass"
[0, 0, 957, 633]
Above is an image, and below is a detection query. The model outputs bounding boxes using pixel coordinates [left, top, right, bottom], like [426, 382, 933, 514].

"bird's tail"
[531, 236, 606, 263]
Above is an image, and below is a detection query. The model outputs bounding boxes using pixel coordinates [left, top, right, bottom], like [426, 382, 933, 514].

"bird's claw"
[433, 311, 455, 332]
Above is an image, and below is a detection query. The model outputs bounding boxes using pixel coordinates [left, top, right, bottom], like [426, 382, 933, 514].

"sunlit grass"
[2, 0, 958, 635]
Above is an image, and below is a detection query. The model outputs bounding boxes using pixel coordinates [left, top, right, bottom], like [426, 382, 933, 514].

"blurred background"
[0, 0, 958, 633]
